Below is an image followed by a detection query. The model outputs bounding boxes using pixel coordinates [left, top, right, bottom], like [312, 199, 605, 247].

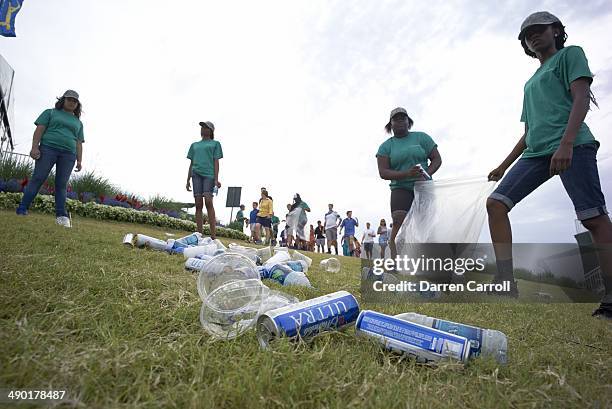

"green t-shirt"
[236, 210, 245, 222]
[187, 139, 223, 178]
[376, 131, 437, 190]
[271, 215, 280, 225]
[35, 109, 84, 154]
[298, 201, 309, 210]
[521, 46, 597, 158]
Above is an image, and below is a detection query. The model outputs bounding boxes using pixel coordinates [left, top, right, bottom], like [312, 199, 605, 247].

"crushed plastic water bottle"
[320, 257, 341, 273]
[176, 232, 203, 247]
[284, 260, 308, 273]
[185, 255, 213, 271]
[263, 250, 291, 269]
[133, 234, 167, 251]
[394, 312, 508, 364]
[197, 253, 261, 300]
[292, 251, 312, 267]
[200, 278, 269, 339]
[228, 244, 260, 264]
[183, 243, 219, 259]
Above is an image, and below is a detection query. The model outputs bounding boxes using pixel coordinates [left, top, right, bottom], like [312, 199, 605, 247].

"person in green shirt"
[235, 204, 246, 233]
[186, 121, 223, 238]
[376, 107, 442, 261]
[17, 90, 84, 228]
[271, 214, 280, 246]
[487, 12, 612, 318]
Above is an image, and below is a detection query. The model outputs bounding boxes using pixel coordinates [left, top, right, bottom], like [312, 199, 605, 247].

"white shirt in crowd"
[324, 211, 341, 230]
[363, 228, 376, 243]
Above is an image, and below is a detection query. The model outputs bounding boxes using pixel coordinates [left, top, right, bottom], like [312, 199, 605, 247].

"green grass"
[0, 210, 610, 408]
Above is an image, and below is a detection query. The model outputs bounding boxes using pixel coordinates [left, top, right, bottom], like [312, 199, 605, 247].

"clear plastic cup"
[256, 246, 272, 262]
[259, 290, 299, 312]
[320, 257, 341, 273]
[197, 253, 260, 300]
[200, 279, 270, 339]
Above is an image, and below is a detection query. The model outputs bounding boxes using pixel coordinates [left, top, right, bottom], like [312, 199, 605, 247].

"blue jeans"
[191, 172, 214, 197]
[489, 143, 608, 221]
[18, 145, 76, 217]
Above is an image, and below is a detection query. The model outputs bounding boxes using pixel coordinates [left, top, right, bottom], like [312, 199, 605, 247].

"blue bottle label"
[285, 261, 304, 272]
[269, 264, 292, 285]
[358, 311, 469, 360]
[433, 319, 483, 356]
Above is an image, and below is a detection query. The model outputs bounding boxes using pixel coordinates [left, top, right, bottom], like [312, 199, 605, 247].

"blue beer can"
[355, 310, 471, 363]
[256, 290, 359, 348]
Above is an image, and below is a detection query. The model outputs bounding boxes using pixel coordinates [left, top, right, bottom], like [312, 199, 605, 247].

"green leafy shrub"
[0, 192, 248, 240]
[69, 171, 119, 198]
[0, 154, 33, 180]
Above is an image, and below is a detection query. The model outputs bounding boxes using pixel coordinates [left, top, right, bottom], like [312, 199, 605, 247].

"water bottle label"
[258, 266, 270, 280]
[433, 319, 483, 356]
[357, 311, 469, 360]
[269, 265, 292, 285]
[285, 261, 304, 272]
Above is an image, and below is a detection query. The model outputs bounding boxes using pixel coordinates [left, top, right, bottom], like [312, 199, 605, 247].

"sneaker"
[592, 303, 612, 320]
[56, 216, 72, 228]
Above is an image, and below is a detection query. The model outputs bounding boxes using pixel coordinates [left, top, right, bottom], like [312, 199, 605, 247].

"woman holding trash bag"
[487, 12, 612, 318]
[376, 107, 442, 262]
[289, 193, 310, 250]
[16, 90, 84, 228]
[186, 121, 223, 239]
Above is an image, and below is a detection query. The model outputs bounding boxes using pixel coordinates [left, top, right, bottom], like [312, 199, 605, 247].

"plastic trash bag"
[286, 207, 307, 241]
[397, 177, 496, 244]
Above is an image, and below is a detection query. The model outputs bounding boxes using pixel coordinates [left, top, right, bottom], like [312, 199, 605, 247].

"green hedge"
[0, 192, 248, 240]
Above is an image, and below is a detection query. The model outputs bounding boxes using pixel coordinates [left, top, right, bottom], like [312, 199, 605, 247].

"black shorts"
[256, 216, 271, 228]
[390, 188, 415, 212]
[364, 242, 374, 252]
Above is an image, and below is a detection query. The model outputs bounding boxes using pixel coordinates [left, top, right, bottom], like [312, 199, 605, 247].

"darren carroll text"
[371, 280, 512, 293]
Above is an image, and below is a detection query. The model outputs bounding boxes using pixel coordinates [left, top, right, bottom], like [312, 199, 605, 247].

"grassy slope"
[0, 210, 610, 409]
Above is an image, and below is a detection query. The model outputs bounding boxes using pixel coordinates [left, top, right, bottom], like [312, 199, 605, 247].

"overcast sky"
[2, 0, 611, 243]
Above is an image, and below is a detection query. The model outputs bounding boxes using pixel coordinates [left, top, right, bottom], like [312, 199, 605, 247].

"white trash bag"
[397, 177, 496, 244]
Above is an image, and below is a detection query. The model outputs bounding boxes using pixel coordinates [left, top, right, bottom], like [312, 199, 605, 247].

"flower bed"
[0, 192, 248, 240]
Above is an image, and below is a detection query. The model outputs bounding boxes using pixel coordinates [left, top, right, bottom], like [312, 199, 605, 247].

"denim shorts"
[256, 216, 271, 228]
[489, 143, 608, 221]
[191, 172, 214, 197]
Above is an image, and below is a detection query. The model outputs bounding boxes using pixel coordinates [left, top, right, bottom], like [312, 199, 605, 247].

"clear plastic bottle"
[176, 232, 203, 246]
[183, 243, 219, 259]
[263, 250, 291, 268]
[185, 256, 212, 271]
[291, 251, 312, 267]
[395, 312, 508, 364]
[320, 257, 341, 273]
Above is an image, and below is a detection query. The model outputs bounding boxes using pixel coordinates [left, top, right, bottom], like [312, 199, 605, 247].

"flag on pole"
[0, 0, 24, 37]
